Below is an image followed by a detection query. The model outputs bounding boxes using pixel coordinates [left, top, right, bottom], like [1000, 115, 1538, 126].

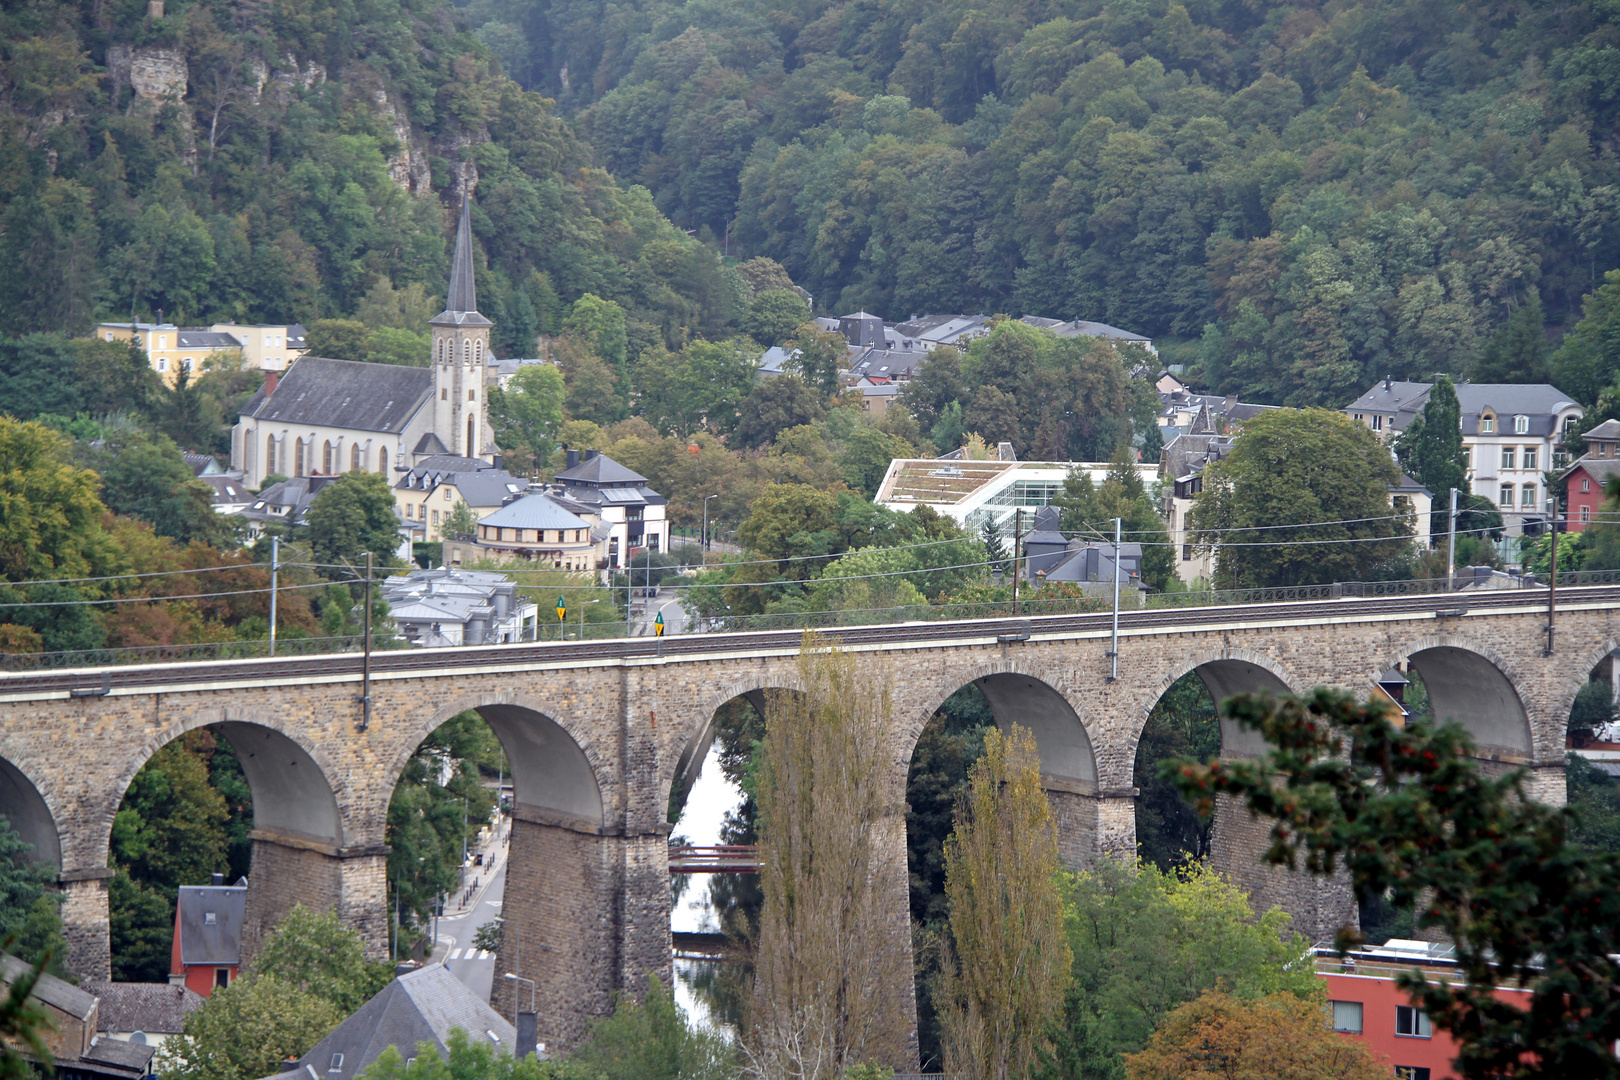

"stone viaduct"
[0, 586, 1614, 1065]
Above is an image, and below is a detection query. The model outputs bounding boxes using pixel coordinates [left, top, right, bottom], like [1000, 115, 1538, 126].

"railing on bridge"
[3, 568, 1617, 673]
[668, 845, 759, 874]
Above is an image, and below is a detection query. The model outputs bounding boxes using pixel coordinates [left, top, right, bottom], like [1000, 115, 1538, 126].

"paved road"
[432, 833, 508, 1003]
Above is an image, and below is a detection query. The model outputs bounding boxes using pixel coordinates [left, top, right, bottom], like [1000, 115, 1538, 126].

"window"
[1514, 414, 1529, 434]
[1396, 1006, 1433, 1038]
[1182, 544, 1193, 560]
[204, 912, 217, 925]
[420, 503, 426, 520]
[1564, 415, 1578, 437]
[1482, 415, 1496, 433]
[1522, 447, 1537, 470]
[468, 389, 476, 401]
[105, 331, 114, 341]
[351, 444, 361, 471]
[329, 1054, 345, 1072]
[378, 447, 387, 473]
[1372, 414, 1383, 431]
[441, 388, 448, 400]
[432, 509, 440, 525]
[157, 335, 167, 349]
[215, 968, 229, 988]
[181, 357, 193, 373]
[475, 339, 483, 363]
[1501, 447, 1516, 470]
[1582, 505, 1591, 523]
[1500, 484, 1514, 507]
[444, 488, 454, 501]
[1330, 1001, 1363, 1033]
[1521, 484, 1537, 507]
[405, 504, 414, 519]
[1395, 1069, 1431, 1080]
[1583, 478, 1592, 493]
[158, 357, 168, 371]
[463, 340, 472, 362]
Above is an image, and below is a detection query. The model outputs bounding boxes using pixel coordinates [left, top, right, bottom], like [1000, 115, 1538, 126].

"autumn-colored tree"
[1124, 989, 1386, 1080]
[750, 638, 906, 1080]
[935, 725, 1070, 1080]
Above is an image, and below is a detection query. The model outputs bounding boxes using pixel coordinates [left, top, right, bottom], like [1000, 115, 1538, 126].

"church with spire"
[231, 195, 501, 492]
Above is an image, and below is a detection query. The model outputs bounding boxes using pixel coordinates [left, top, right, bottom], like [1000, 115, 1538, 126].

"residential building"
[198, 473, 255, 515]
[1561, 419, 1620, 531]
[1318, 939, 1533, 1080]
[1343, 380, 1584, 535]
[271, 965, 530, 1080]
[232, 196, 499, 490]
[395, 454, 528, 543]
[0, 954, 155, 1080]
[97, 322, 244, 386]
[207, 323, 308, 372]
[381, 567, 537, 647]
[552, 449, 668, 569]
[170, 877, 245, 997]
[1019, 314, 1155, 354]
[854, 376, 901, 417]
[1020, 506, 1147, 603]
[82, 981, 204, 1049]
[875, 455, 1157, 533]
[239, 475, 337, 534]
[1155, 376, 1276, 441]
[464, 491, 606, 571]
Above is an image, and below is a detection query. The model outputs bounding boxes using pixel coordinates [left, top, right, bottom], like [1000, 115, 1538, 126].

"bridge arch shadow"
[0, 754, 61, 871]
[1384, 638, 1532, 757]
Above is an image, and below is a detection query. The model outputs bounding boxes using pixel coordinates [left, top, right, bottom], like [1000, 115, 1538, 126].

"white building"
[1344, 380, 1583, 536]
[874, 455, 1157, 532]
[552, 449, 669, 570]
[231, 196, 498, 490]
[381, 567, 538, 647]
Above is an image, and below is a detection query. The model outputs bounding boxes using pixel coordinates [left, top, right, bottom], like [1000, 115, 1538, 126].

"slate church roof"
[240, 358, 433, 434]
[430, 195, 492, 329]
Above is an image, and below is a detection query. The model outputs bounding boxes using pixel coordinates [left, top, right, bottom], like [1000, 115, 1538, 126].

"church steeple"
[432, 193, 491, 328]
[429, 190, 495, 461]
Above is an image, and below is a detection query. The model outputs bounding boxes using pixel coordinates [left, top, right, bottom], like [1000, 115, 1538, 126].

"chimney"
[210, 872, 224, 886]
[515, 1012, 540, 1059]
[565, 449, 579, 469]
[584, 449, 598, 461]
[1384, 375, 1392, 391]
[264, 370, 279, 397]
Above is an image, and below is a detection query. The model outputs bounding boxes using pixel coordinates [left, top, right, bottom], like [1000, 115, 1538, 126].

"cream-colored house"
[97, 322, 244, 386]
[208, 323, 307, 371]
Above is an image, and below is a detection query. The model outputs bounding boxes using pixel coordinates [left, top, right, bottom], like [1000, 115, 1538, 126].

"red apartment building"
[1318, 940, 1535, 1080]
[1563, 419, 1620, 531]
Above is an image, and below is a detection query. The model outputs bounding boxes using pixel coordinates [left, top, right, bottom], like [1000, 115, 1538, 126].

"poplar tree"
[1394, 375, 1468, 538]
[935, 725, 1071, 1080]
[750, 638, 901, 1080]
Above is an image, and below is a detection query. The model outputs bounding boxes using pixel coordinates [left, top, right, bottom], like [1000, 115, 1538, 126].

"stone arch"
[1556, 637, 1620, 738]
[1135, 649, 1304, 764]
[901, 658, 1102, 788]
[661, 677, 803, 821]
[1385, 635, 1532, 756]
[390, 695, 610, 827]
[0, 753, 62, 870]
[96, 709, 346, 867]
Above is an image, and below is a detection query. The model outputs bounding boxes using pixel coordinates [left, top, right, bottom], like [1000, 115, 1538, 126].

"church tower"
[430, 194, 494, 460]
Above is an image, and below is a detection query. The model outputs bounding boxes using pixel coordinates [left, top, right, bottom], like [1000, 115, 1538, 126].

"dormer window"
[204, 912, 217, 925]
[1514, 415, 1529, 434]
[1481, 414, 1495, 433]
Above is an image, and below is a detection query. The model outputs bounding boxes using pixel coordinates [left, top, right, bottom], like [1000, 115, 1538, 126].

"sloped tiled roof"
[1, 952, 98, 1020]
[555, 453, 648, 487]
[293, 965, 517, 1080]
[83, 982, 204, 1035]
[241, 358, 432, 434]
[176, 331, 242, 350]
[1583, 418, 1620, 440]
[478, 494, 591, 531]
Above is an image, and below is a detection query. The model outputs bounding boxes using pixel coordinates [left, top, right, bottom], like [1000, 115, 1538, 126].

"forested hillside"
[454, 0, 1620, 405]
[0, 0, 741, 360]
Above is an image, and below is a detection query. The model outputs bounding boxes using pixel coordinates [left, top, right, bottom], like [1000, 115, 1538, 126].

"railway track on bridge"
[4, 584, 1616, 696]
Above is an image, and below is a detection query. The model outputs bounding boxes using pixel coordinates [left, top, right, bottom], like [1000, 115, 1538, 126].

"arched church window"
[475, 339, 483, 363]
[467, 416, 475, 454]
[462, 339, 472, 363]
[351, 444, 361, 471]
[294, 439, 306, 478]
[266, 435, 276, 477]
[378, 447, 388, 473]
[322, 440, 334, 474]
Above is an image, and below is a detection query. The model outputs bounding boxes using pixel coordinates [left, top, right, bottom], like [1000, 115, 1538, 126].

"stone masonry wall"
[240, 835, 344, 964]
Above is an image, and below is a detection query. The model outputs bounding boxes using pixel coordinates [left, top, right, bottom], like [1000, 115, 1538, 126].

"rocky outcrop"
[105, 45, 188, 108]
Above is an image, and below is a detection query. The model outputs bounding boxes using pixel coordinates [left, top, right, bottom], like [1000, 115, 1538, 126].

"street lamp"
[702, 494, 718, 553]
[578, 598, 599, 639]
[503, 972, 536, 1018]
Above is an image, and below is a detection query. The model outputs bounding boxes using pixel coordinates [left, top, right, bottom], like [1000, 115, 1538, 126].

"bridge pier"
[240, 828, 391, 963]
[1044, 784, 1138, 869]
[59, 867, 114, 982]
[1208, 789, 1358, 944]
[491, 809, 671, 1051]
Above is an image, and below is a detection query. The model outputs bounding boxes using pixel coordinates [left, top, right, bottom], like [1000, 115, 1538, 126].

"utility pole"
[703, 494, 717, 552]
[1012, 508, 1023, 616]
[1546, 496, 1560, 656]
[268, 534, 279, 656]
[1446, 487, 1458, 591]
[1108, 517, 1121, 682]
[359, 551, 373, 730]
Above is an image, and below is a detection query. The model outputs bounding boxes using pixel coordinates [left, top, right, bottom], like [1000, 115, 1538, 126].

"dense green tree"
[306, 473, 402, 572]
[96, 432, 242, 546]
[156, 974, 344, 1080]
[109, 870, 173, 983]
[0, 816, 66, 976]
[1167, 688, 1620, 1080]
[636, 339, 757, 436]
[739, 290, 810, 348]
[733, 375, 826, 450]
[1472, 294, 1551, 384]
[1133, 673, 1219, 872]
[304, 320, 372, 363]
[0, 418, 118, 583]
[111, 734, 231, 895]
[489, 362, 565, 472]
[1049, 860, 1319, 1080]
[1394, 375, 1468, 539]
[1567, 753, 1620, 855]
[1189, 409, 1410, 588]
[252, 905, 393, 1014]
[1554, 269, 1620, 406]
